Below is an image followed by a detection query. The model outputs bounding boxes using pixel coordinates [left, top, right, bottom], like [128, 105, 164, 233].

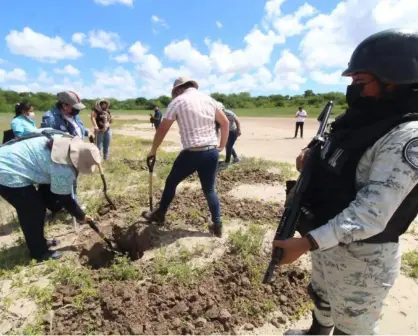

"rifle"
[262, 101, 334, 284]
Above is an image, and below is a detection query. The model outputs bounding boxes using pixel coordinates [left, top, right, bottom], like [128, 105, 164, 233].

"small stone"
[244, 323, 255, 330]
[206, 298, 215, 308]
[219, 309, 232, 322]
[198, 286, 206, 295]
[241, 277, 251, 287]
[172, 317, 182, 328]
[279, 295, 288, 304]
[265, 285, 273, 294]
[129, 324, 144, 334]
[205, 306, 220, 319]
[195, 317, 207, 327]
[171, 301, 189, 314]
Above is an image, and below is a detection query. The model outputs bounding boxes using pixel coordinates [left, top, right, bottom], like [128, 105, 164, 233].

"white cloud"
[0, 69, 6, 83]
[272, 3, 317, 37]
[5, 27, 82, 62]
[112, 54, 130, 63]
[151, 15, 168, 27]
[72, 33, 86, 45]
[300, 0, 418, 70]
[88, 30, 122, 52]
[266, 50, 306, 91]
[164, 39, 211, 75]
[38, 70, 54, 84]
[216, 21, 223, 28]
[93, 0, 133, 7]
[54, 64, 80, 76]
[0, 58, 5, 64]
[264, 0, 286, 19]
[206, 29, 284, 73]
[151, 15, 169, 35]
[274, 49, 302, 73]
[310, 70, 351, 85]
[129, 41, 149, 62]
[6, 68, 27, 82]
[7, 83, 42, 93]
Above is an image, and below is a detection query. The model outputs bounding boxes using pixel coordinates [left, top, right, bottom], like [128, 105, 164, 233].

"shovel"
[89, 135, 117, 210]
[86, 218, 120, 254]
[147, 156, 156, 211]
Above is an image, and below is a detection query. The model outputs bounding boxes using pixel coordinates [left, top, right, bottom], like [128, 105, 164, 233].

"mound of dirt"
[48, 253, 309, 335]
[216, 167, 283, 193]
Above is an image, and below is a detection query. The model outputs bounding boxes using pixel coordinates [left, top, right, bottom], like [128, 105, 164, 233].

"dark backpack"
[2, 129, 15, 144]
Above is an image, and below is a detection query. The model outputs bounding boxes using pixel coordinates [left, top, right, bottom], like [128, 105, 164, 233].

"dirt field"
[112, 115, 319, 164]
[0, 115, 417, 335]
[112, 115, 418, 334]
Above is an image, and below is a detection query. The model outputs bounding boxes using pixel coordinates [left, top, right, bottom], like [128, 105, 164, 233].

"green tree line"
[0, 88, 347, 113]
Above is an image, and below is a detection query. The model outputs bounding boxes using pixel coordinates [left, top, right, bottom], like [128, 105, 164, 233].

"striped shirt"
[165, 88, 219, 149]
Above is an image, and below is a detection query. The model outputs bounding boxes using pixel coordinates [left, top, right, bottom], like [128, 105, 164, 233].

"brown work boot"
[141, 209, 165, 225]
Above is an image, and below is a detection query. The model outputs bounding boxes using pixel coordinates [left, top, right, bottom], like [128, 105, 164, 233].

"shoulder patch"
[403, 138, 418, 169]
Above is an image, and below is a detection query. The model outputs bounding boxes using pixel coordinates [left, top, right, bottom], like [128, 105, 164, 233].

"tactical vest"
[304, 115, 418, 244]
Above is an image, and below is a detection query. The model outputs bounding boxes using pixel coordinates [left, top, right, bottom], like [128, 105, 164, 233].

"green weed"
[228, 224, 266, 257]
[402, 250, 418, 279]
[100, 256, 143, 281]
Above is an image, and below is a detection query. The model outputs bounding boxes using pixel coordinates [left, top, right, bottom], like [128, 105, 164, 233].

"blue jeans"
[96, 128, 112, 159]
[225, 129, 239, 163]
[159, 148, 221, 224]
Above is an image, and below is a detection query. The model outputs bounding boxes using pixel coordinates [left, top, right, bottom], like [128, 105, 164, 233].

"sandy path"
[113, 114, 418, 335]
[112, 115, 319, 164]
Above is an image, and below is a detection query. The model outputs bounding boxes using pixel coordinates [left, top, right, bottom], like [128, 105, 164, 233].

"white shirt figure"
[296, 109, 307, 123]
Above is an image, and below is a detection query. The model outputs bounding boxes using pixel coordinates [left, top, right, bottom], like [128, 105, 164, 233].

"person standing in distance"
[141, 77, 229, 238]
[274, 29, 418, 335]
[151, 105, 163, 130]
[294, 106, 307, 138]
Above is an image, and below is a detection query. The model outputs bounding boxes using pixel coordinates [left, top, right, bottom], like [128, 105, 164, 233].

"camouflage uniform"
[308, 121, 418, 334]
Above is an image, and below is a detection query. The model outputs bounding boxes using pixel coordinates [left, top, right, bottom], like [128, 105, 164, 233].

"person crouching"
[0, 135, 100, 262]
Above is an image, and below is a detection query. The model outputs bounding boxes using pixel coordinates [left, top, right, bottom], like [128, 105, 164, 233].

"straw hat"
[171, 77, 199, 96]
[51, 136, 102, 174]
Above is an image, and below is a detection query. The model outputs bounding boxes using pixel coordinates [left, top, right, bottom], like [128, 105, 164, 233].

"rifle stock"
[262, 101, 334, 284]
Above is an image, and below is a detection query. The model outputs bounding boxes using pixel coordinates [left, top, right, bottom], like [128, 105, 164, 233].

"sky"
[0, 0, 417, 100]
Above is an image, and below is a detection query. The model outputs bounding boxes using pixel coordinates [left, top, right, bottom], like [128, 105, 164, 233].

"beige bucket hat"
[51, 136, 102, 174]
[171, 77, 199, 96]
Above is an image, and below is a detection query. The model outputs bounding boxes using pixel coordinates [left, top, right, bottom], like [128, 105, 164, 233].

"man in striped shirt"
[141, 77, 230, 237]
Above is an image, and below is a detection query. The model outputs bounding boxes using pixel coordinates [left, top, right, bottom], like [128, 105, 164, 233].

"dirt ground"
[112, 115, 418, 335]
[1, 115, 418, 335]
[113, 115, 318, 164]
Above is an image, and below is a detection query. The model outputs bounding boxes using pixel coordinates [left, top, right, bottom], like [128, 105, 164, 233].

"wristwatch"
[306, 233, 319, 251]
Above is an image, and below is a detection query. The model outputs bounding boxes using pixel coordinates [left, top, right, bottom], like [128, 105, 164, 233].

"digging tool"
[88, 135, 117, 210]
[97, 164, 117, 210]
[147, 155, 156, 211]
[86, 218, 119, 253]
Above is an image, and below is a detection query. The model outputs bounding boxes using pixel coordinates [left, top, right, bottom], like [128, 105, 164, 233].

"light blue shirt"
[0, 136, 76, 195]
[10, 115, 38, 136]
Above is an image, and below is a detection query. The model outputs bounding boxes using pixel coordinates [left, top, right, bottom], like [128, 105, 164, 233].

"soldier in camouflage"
[272, 29, 418, 335]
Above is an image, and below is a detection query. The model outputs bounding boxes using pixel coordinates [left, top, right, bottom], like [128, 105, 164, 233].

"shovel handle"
[147, 155, 156, 173]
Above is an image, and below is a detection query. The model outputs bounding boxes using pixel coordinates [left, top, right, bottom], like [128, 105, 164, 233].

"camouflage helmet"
[342, 28, 418, 84]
